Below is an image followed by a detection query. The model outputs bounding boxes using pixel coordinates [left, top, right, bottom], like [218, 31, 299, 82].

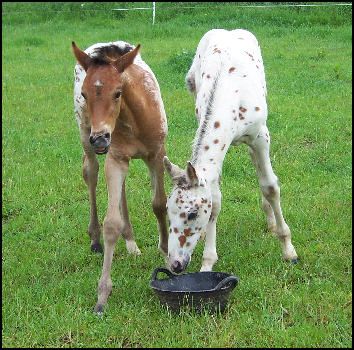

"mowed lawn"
[2, 3, 352, 348]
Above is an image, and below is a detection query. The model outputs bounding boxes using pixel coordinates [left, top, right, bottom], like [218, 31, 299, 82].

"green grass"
[2, 2, 352, 348]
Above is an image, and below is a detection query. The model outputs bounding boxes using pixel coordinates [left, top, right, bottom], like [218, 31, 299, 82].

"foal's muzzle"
[170, 255, 190, 274]
[89, 133, 111, 154]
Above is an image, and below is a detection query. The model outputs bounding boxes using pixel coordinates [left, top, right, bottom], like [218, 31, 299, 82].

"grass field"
[2, 2, 352, 348]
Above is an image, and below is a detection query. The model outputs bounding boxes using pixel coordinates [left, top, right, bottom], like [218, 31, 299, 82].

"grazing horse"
[163, 29, 298, 274]
[72, 40, 168, 313]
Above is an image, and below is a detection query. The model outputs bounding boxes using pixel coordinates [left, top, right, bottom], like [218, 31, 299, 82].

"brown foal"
[72, 40, 168, 313]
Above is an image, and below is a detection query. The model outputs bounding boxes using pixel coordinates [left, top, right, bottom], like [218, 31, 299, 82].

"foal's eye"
[114, 91, 122, 99]
[81, 92, 87, 99]
[187, 211, 198, 221]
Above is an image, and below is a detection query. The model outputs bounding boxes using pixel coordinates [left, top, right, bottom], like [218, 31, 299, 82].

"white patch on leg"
[200, 265, 213, 272]
[200, 250, 218, 272]
[125, 240, 141, 255]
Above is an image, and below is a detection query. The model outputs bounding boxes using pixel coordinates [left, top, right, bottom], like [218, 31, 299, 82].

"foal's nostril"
[171, 261, 183, 274]
[89, 133, 110, 147]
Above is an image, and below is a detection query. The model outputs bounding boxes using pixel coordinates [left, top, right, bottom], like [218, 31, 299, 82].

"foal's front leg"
[94, 155, 128, 314]
[200, 186, 221, 272]
[80, 127, 102, 253]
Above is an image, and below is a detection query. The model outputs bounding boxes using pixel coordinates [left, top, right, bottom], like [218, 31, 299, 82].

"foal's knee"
[103, 217, 123, 244]
[261, 182, 280, 201]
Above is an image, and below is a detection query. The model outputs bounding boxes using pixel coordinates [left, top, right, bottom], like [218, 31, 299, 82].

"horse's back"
[187, 29, 266, 98]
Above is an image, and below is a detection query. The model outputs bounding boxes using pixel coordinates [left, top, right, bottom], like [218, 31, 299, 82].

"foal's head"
[164, 157, 213, 273]
[72, 42, 140, 154]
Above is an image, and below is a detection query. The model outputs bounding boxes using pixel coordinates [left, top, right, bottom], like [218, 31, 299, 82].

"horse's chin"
[95, 146, 109, 155]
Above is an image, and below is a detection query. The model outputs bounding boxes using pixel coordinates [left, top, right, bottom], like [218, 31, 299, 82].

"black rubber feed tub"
[150, 267, 239, 313]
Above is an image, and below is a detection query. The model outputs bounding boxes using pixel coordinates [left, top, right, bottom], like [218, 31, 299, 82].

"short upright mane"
[191, 71, 220, 164]
[91, 43, 134, 65]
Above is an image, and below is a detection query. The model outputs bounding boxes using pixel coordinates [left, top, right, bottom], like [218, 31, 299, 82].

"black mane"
[90, 43, 134, 65]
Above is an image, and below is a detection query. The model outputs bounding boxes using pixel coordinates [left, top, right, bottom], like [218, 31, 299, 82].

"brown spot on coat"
[174, 227, 179, 233]
[184, 228, 192, 236]
[206, 74, 211, 79]
[180, 212, 186, 218]
[179, 235, 186, 247]
[214, 139, 219, 144]
[204, 145, 209, 150]
[255, 106, 260, 111]
[229, 67, 236, 73]
[221, 144, 226, 151]
[214, 121, 220, 128]
[239, 106, 247, 113]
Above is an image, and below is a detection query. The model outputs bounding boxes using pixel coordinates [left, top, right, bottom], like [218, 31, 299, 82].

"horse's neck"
[190, 107, 235, 184]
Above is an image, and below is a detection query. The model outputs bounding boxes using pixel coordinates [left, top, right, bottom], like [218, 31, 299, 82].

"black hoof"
[94, 304, 104, 315]
[91, 242, 103, 253]
[291, 258, 299, 264]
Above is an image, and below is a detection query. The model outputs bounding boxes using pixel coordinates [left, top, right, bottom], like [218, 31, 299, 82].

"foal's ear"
[186, 161, 199, 186]
[72, 41, 91, 71]
[163, 156, 184, 179]
[115, 44, 141, 73]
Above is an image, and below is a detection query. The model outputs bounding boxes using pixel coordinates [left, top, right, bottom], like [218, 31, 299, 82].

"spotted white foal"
[164, 29, 298, 274]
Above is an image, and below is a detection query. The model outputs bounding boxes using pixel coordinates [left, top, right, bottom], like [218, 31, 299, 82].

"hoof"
[91, 242, 103, 254]
[94, 304, 104, 315]
[291, 258, 299, 264]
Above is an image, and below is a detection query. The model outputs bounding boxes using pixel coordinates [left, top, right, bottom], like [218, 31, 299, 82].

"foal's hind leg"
[80, 128, 102, 253]
[248, 125, 298, 262]
[248, 147, 277, 233]
[120, 180, 141, 255]
[144, 148, 168, 256]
